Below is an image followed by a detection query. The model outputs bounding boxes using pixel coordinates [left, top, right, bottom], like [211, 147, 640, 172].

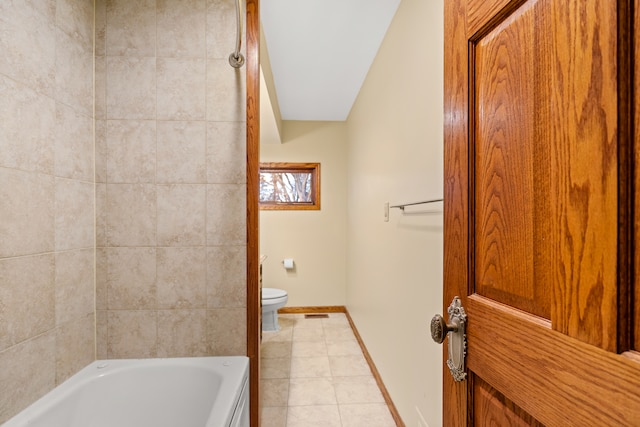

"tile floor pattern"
[260, 313, 397, 427]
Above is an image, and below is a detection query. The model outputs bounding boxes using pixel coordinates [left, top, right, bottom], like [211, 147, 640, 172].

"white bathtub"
[2, 357, 249, 427]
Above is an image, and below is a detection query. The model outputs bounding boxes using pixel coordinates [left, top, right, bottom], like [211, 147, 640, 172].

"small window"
[259, 162, 320, 210]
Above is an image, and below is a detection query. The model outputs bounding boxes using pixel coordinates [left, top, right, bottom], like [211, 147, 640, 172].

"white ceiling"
[260, 0, 401, 121]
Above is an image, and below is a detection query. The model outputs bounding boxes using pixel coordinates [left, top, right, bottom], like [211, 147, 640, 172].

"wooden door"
[443, 0, 640, 425]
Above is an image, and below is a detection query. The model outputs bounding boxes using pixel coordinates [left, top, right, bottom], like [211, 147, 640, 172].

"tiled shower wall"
[94, 0, 247, 359]
[1, 0, 247, 422]
[0, 0, 95, 423]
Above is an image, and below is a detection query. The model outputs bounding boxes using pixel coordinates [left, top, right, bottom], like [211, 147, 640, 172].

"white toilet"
[262, 288, 288, 332]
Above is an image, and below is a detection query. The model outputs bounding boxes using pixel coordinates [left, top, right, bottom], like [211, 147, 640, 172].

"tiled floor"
[260, 313, 397, 427]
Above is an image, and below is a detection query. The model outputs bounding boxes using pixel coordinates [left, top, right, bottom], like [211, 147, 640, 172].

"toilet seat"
[262, 288, 287, 300]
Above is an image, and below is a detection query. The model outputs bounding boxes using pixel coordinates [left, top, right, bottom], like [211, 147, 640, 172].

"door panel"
[473, 0, 547, 318]
[467, 0, 515, 37]
[543, 0, 618, 351]
[467, 295, 640, 425]
[443, 0, 640, 425]
[473, 376, 544, 427]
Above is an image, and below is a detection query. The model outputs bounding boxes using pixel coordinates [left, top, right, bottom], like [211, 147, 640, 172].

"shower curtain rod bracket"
[229, 53, 245, 68]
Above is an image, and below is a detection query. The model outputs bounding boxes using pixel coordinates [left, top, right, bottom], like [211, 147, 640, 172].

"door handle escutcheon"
[431, 296, 467, 382]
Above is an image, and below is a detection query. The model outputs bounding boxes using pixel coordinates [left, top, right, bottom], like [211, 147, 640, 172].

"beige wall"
[95, 0, 247, 359]
[346, 0, 444, 426]
[0, 0, 95, 422]
[260, 121, 348, 306]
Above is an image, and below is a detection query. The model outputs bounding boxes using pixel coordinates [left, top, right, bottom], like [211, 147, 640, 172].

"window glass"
[259, 163, 320, 210]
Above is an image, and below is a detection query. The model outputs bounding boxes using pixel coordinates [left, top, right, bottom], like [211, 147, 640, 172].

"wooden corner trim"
[278, 306, 346, 314]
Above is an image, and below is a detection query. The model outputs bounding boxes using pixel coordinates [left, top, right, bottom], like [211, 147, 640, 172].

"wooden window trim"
[259, 162, 321, 210]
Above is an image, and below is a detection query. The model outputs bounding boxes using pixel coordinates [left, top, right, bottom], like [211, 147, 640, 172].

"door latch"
[431, 296, 467, 382]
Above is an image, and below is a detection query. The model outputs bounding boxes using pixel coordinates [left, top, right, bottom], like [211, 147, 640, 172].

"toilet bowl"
[262, 288, 288, 332]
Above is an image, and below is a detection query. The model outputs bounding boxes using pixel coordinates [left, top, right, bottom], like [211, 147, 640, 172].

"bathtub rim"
[2, 356, 249, 427]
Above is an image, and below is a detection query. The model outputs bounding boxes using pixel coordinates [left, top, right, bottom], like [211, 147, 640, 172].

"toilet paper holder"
[282, 259, 295, 270]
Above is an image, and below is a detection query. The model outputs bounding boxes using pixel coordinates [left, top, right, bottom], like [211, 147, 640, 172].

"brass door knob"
[430, 314, 458, 344]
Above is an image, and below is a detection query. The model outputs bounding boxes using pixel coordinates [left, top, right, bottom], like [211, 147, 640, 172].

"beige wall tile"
[0, 75, 55, 174]
[206, 0, 237, 59]
[157, 58, 206, 120]
[15, 0, 57, 19]
[95, 56, 106, 120]
[0, 254, 55, 352]
[206, 121, 246, 183]
[106, 57, 156, 120]
[55, 249, 94, 325]
[157, 0, 206, 58]
[95, 184, 107, 247]
[91, 0, 248, 371]
[105, 0, 156, 57]
[0, 0, 99, 421]
[55, 178, 94, 251]
[157, 184, 206, 246]
[96, 310, 108, 359]
[106, 184, 157, 246]
[0, 168, 54, 258]
[95, 248, 107, 310]
[56, 0, 94, 50]
[157, 121, 207, 183]
[106, 120, 156, 183]
[0, 333, 56, 424]
[0, 1, 56, 96]
[54, 102, 94, 181]
[95, 0, 106, 56]
[55, 313, 95, 384]
[55, 28, 93, 115]
[95, 120, 107, 183]
[157, 247, 207, 309]
[206, 245, 246, 308]
[107, 310, 157, 358]
[157, 309, 208, 357]
[206, 184, 246, 246]
[207, 308, 246, 355]
[206, 59, 245, 122]
[107, 247, 157, 310]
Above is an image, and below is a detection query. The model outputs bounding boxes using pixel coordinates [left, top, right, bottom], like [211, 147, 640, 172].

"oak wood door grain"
[443, 0, 640, 425]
